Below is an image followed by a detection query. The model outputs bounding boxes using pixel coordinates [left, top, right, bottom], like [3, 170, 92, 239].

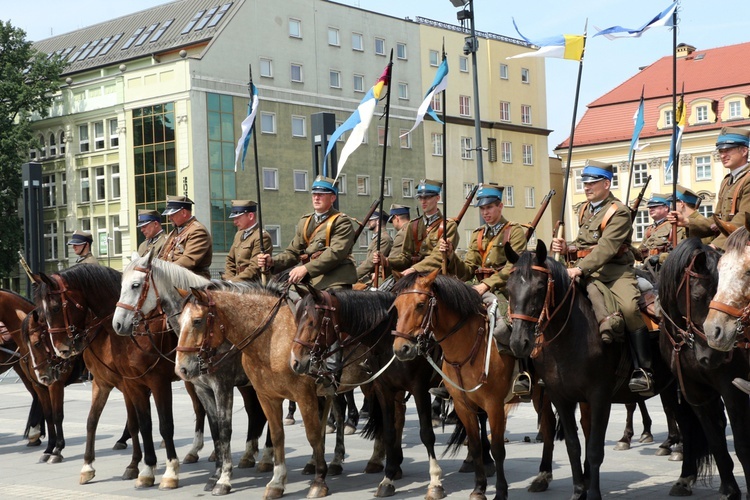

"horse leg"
[692, 397, 741, 499]
[238, 384, 266, 469]
[454, 401, 487, 500]
[556, 399, 586, 500]
[209, 379, 236, 496]
[528, 388, 555, 492]
[259, 397, 288, 499]
[298, 393, 329, 499]
[487, 401, 509, 500]
[191, 382, 222, 492]
[344, 389, 359, 434]
[114, 425, 131, 450]
[614, 403, 636, 451]
[412, 386, 444, 500]
[583, 399, 613, 500]
[722, 390, 750, 500]
[657, 392, 682, 459]
[80, 379, 117, 484]
[130, 385, 158, 489]
[637, 400, 654, 443]
[151, 380, 179, 490]
[32, 384, 55, 463]
[182, 380, 205, 464]
[374, 388, 403, 497]
[257, 425, 275, 473]
[327, 393, 346, 476]
[479, 412, 496, 477]
[47, 381, 66, 463]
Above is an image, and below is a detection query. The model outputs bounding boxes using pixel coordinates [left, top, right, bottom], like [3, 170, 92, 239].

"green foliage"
[0, 21, 66, 276]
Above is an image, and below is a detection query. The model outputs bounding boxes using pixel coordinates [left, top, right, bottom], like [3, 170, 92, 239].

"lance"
[247, 65, 268, 285]
[440, 41, 449, 275]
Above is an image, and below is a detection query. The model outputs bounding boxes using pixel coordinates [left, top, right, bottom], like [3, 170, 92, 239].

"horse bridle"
[705, 241, 750, 342]
[115, 266, 168, 335]
[391, 288, 440, 356]
[661, 253, 711, 350]
[44, 274, 110, 347]
[27, 321, 72, 380]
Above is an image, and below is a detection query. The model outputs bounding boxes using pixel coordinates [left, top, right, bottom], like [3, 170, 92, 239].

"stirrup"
[512, 371, 532, 397]
[429, 385, 451, 400]
[628, 368, 654, 395]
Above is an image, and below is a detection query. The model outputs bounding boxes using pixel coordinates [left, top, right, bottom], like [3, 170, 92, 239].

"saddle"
[638, 289, 660, 332]
[0, 321, 10, 345]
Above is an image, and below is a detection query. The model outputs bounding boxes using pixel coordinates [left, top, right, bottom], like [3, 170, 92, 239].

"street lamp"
[450, 0, 484, 184]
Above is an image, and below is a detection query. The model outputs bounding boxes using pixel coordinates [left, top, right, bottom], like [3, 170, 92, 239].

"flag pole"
[373, 50, 394, 288]
[554, 20, 588, 260]
[625, 85, 645, 209]
[669, 5, 680, 248]
[440, 40, 449, 275]
[248, 64, 268, 285]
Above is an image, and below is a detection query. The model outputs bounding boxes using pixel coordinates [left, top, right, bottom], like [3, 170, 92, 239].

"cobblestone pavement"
[0, 374, 742, 499]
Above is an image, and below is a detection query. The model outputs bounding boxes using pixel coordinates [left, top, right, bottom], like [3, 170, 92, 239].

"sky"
[3, 0, 747, 155]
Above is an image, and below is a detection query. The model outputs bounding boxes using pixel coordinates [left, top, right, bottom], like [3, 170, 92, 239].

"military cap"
[581, 160, 614, 183]
[368, 210, 387, 221]
[228, 200, 258, 218]
[475, 183, 504, 207]
[311, 175, 338, 195]
[162, 195, 194, 216]
[416, 179, 442, 197]
[669, 185, 701, 207]
[716, 127, 750, 150]
[136, 209, 161, 228]
[388, 204, 410, 222]
[646, 193, 669, 208]
[67, 230, 93, 246]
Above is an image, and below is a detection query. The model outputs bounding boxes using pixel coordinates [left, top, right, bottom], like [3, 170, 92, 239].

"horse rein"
[115, 266, 169, 336]
[44, 274, 111, 348]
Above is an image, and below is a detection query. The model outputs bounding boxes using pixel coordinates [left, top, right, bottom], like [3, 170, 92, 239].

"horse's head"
[704, 226, 750, 351]
[113, 253, 159, 335]
[391, 269, 440, 361]
[22, 309, 59, 386]
[35, 272, 89, 358]
[290, 285, 331, 376]
[175, 287, 227, 380]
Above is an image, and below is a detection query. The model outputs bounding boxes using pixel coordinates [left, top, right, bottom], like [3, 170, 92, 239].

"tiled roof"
[558, 41, 750, 150]
[32, 0, 238, 75]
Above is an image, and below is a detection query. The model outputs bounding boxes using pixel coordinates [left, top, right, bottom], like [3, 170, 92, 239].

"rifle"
[18, 250, 36, 282]
[452, 184, 479, 228]
[353, 199, 381, 243]
[525, 189, 555, 241]
[630, 175, 652, 222]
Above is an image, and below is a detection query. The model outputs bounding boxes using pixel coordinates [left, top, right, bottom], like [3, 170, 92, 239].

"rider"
[387, 204, 411, 259]
[223, 200, 273, 282]
[159, 195, 213, 279]
[550, 160, 654, 395]
[636, 193, 684, 275]
[67, 230, 99, 266]
[136, 209, 167, 257]
[356, 209, 393, 287]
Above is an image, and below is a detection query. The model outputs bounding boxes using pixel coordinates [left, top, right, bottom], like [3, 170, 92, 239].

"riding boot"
[628, 327, 654, 395]
[586, 281, 623, 344]
[512, 358, 532, 401]
[429, 383, 450, 400]
[319, 342, 343, 396]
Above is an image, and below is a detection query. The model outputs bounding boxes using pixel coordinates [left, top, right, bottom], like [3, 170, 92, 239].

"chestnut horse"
[177, 282, 331, 499]
[391, 270, 515, 500]
[34, 265, 180, 489]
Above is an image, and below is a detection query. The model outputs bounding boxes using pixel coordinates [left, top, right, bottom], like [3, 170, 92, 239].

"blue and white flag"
[594, 1, 677, 40]
[400, 59, 448, 138]
[629, 90, 645, 157]
[234, 83, 259, 171]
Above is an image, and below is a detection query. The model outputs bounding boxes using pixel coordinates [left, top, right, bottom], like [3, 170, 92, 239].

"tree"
[0, 21, 66, 277]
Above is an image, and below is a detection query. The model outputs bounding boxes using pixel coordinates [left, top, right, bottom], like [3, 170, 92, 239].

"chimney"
[676, 43, 696, 58]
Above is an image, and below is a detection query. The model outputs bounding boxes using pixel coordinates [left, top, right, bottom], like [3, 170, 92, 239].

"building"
[21, 0, 549, 278]
[555, 41, 750, 242]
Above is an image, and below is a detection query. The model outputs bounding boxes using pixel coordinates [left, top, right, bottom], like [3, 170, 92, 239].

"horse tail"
[361, 394, 383, 441]
[443, 417, 467, 458]
[244, 387, 267, 441]
[24, 393, 46, 439]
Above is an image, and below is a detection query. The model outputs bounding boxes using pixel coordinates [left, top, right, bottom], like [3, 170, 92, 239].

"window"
[42, 174, 56, 207]
[402, 178, 414, 198]
[263, 168, 278, 190]
[499, 63, 509, 80]
[729, 100, 742, 119]
[289, 18, 301, 38]
[400, 130, 411, 149]
[266, 225, 281, 247]
[351, 32, 363, 51]
[59, 131, 66, 155]
[111, 164, 120, 199]
[525, 186, 535, 208]
[79, 124, 89, 153]
[505, 186, 515, 207]
[95, 166, 106, 200]
[38, 134, 46, 158]
[293, 170, 308, 191]
[664, 110, 674, 127]
[80, 169, 90, 202]
[487, 138, 497, 162]
[464, 183, 475, 198]
[290, 63, 303, 82]
[633, 163, 649, 187]
[61, 172, 67, 204]
[396, 42, 407, 59]
[521, 68, 530, 83]
[634, 210, 649, 240]
[374, 37, 385, 56]
[431, 133, 443, 156]
[522, 144, 533, 165]
[48, 133, 57, 157]
[695, 105, 708, 123]
[461, 137, 473, 160]
[337, 174, 347, 194]
[664, 163, 674, 184]
[353, 74, 364, 92]
[696, 155, 712, 180]
[502, 142, 512, 163]
[380, 177, 392, 197]
[611, 165, 620, 189]
[521, 105, 532, 125]
[44, 222, 58, 261]
[291, 116, 306, 137]
[93, 121, 105, 150]
[459, 56, 469, 72]
[431, 92, 443, 113]
[96, 217, 107, 256]
[329, 70, 341, 89]
[109, 119, 119, 148]
[261, 112, 276, 134]
[328, 27, 340, 46]
[574, 170, 584, 192]
[110, 215, 122, 256]
[500, 101, 510, 122]
[378, 126, 389, 147]
[459, 95, 471, 116]
[335, 121, 345, 142]
[357, 175, 370, 195]
[398, 82, 408, 100]
[259, 58, 273, 78]
[698, 204, 713, 218]
[429, 50, 439, 66]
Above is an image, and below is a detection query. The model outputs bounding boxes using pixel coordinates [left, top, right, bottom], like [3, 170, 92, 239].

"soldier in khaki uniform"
[637, 194, 685, 277]
[387, 204, 411, 259]
[667, 186, 712, 243]
[356, 210, 393, 286]
[670, 127, 750, 249]
[224, 200, 272, 282]
[136, 210, 167, 257]
[551, 161, 652, 394]
[159, 195, 213, 279]
[67, 230, 99, 266]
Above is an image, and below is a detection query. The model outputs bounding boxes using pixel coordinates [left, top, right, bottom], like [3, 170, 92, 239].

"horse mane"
[205, 279, 287, 299]
[723, 226, 750, 256]
[512, 251, 572, 306]
[659, 237, 719, 319]
[35, 265, 122, 304]
[328, 289, 394, 330]
[1, 287, 34, 307]
[392, 273, 484, 318]
[127, 255, 209, 290]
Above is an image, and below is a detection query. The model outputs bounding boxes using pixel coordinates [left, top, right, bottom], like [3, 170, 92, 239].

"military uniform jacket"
[224, 226, 273, 282]
[637, 220, 685, 258]
[449, 217, 527, 297]
[75, 253, 99, 266]
[571, 193, 635, 283]
[272, 208, 357, 290]
[387, 211, 459, 273]
[159, 217, 213, 279]
[688, 166, 750, 249]
[389, 226, 407, 259]
[356, 228, 393, 280]
[137, 231, 167, 258]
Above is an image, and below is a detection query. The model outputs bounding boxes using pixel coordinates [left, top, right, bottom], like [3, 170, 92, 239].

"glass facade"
[133, 103, 177, 216]
[207, 93, 237, 252]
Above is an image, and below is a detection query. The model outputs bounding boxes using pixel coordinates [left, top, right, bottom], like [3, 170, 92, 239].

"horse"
[112, 253, 267, 495]
[34, 264, 180, 489]
[390, 269, 515, 500]
[505, 240, 707, 500]
[177, 281, 330, 499]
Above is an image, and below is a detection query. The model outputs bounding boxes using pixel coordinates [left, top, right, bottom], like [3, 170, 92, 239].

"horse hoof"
[27, 437, 42, 447]
[364, 462, 384, 474]
[426, 485, 446, 499]
[344, 424, 357, 435]
[113, 441, 128, 450]
[528, 472, 553, 492]
[284, 417, 295, 426]
[302, 463, 316, 475]
[306, 483, 329, 498]
[375, 483, 396, 497]
[257, 462, 274, 473]
[39, 453, 51, 463]
[669, 451, 684, 462]
[80, 470, 95, 484]
[135, 476, 155, 488]
[212, 483, 232, 496]
[122, 466, 139, 480]
[639, 432, 654, 443]
[669, 477, 693, 496]
[209, 450, 217, 462]
[328, 463, 343, 476]
[238, 457, 255, 469]
[183, 453, 199, 464]
[264, 486, 284, 499]
[613, 441, 631, 451]
[204, 478, 218, 492]
[325, 424, 336, 434]
[48, 454, 63, 464]
[159, 477, 178, 490]
[469, 493, 487, 500]
[655, 447, 672, 456]
[459, 460, 474, 473]
[484, 463, 496, 477]
[431, 418, 441, 427]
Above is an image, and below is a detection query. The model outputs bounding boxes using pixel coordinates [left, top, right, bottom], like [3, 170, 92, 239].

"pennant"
[325, 64, 391, 177]
[594, 1, 677, 39]
[507, 19, 584, 61]
[629, 88, 645, 156]
[401, 59, 448, 138]
[234, 83, 259, 171]
[666, 93, 685, 174]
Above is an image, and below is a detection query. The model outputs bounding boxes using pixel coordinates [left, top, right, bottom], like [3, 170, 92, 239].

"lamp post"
[450, 0, 484, 185]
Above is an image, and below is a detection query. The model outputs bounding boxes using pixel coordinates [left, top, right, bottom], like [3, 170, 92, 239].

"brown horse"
[391, 270, 515, 500]
[177, 281, 330, 499]
[34, 265, 180, 489]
